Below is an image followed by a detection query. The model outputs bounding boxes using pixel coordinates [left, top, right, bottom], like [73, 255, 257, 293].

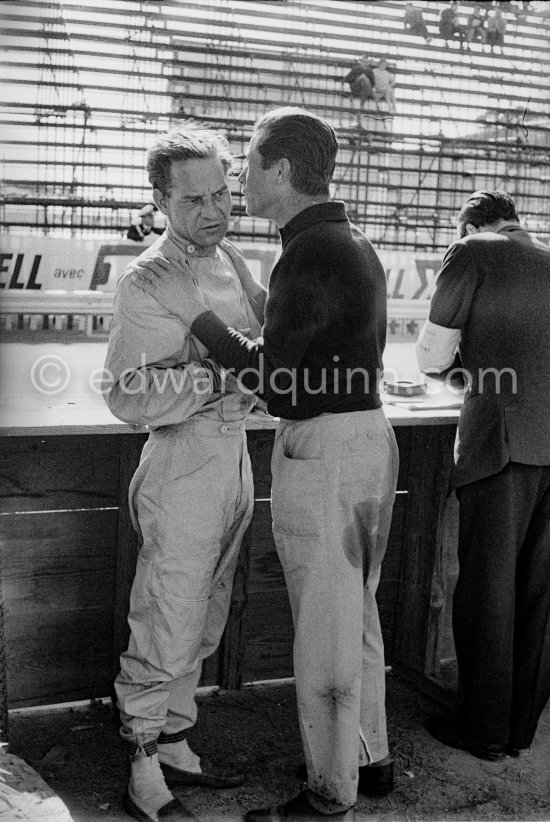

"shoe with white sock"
[124, 747, 196, 821]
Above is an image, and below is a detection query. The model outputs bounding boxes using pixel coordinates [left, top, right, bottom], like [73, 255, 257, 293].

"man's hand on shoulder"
[129, 254, 209, 326]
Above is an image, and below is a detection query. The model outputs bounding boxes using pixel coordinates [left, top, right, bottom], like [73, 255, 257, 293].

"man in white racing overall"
[103, 122, 265, 822]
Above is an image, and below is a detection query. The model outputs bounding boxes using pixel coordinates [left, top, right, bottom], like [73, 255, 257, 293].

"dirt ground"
[3, 673, 550, 822]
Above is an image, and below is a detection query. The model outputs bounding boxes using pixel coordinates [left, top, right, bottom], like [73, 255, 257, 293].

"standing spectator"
[486, 6, 507, 51]
[105, 121, 265, 822]
[126, 203, 165, 243]
[404, 3, 432, 42]
[373, 59, 396, 113]
[465, 5, 487, 46]
[439, 0, 466, 48]
[417, 190, 550, 763]
[132, 106, 399, 821]
[344, 56, 376, 109]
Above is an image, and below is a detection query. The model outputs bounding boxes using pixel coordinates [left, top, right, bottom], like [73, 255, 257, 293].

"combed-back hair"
[253, 107, 338, 196]
[147, 120, 233, 195]
[458, 190, 520, 237]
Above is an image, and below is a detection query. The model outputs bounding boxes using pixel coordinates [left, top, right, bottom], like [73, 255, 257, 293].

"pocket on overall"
[149, 587, 210, 675]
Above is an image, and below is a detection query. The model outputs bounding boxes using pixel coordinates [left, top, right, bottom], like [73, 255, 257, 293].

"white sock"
[128, 753, 173, 818]
[158, 738, 202, 773]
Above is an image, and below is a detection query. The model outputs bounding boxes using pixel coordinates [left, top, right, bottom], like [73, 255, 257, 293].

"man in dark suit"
[416, 190, 550, 761]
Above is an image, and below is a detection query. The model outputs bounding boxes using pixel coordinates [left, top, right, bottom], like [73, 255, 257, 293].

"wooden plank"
[112, 433, 147, 681]
[394, 426, 412, 491]
[378, 494, 406, 665]
[247, 502, 286, 595]
[0, 434, 121, 512]
[425, 490, 459, 681]
[1, 508, 117, 707]
[232, 432, 293, 684]
[6, 612, 116, 708]
[0, 420, 460, 711]
[216, 524, 252, 690]
[241, 589, 294, 684]
[214, 432, 275, 689]
[391, 424, 457, 691]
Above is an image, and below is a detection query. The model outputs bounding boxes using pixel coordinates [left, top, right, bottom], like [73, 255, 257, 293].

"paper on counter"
[383, 397, 463, 411]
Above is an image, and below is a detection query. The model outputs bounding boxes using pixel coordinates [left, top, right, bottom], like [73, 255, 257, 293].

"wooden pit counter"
[0, 344, 462, 738]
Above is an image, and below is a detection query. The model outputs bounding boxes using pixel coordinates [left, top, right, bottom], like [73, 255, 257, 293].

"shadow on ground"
[6, 673, 550, 822]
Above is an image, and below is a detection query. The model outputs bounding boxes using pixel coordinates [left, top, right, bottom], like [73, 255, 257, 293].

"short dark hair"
[147, 120, 233, 195]
[458, 190, 520, 237]
[253, 107, 338, 196]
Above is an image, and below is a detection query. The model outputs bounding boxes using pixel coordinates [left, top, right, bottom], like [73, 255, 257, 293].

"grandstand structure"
[1, 0, 549, 252]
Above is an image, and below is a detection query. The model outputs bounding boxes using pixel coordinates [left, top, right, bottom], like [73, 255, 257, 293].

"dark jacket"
[428, 225, 550, 486]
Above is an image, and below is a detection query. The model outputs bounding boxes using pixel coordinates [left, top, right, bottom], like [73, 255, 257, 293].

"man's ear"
[277, 157, 292, 184]
[153, 188, 167, 215]
[465, 223, 479, 236]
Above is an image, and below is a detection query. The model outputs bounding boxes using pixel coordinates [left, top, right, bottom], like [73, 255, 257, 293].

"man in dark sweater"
[132, 107, 399, 820]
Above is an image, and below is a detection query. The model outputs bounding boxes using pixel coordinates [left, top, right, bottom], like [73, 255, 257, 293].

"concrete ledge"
[0, 752, 73, 822]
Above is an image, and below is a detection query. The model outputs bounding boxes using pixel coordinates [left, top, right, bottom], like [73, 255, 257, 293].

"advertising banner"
[0, 236, 443, 300]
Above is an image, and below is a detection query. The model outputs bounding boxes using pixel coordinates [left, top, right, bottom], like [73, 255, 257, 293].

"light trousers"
[116, 418, 254, 743]
[271, 409, 399, 812]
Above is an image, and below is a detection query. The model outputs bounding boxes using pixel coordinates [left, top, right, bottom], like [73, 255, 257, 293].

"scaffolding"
[1, 0, 549, 251]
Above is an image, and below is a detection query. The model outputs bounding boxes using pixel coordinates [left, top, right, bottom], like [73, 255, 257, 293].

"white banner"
[0, 236, 442, 299]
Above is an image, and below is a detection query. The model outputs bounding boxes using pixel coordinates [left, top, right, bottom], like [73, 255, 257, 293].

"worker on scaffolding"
[344, 56, 376, 110]
[373, 59, 396, 114]
[465, 4, 487, 47]
[439, 1, 467, 48]
[403, 3, 432, 43]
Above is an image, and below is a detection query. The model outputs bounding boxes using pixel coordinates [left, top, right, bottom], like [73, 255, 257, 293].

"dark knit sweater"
[191, 201, 387, 420]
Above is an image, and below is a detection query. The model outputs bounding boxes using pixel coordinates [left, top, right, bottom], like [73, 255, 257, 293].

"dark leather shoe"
[358, 760, 393, 796]
[244, 790, 354, 821]
[160, 757, 245, 789]
[123, 791, 196, 821]
[424, 715, 506, 762]
[296, 760, 393, 797]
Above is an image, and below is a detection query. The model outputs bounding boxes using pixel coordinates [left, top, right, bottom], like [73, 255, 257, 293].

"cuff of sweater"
[190, 309, 229, 349]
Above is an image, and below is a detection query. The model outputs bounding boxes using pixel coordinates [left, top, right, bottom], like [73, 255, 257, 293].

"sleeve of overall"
[416, 241, 478, 373]
[103, 274, 217, 427]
